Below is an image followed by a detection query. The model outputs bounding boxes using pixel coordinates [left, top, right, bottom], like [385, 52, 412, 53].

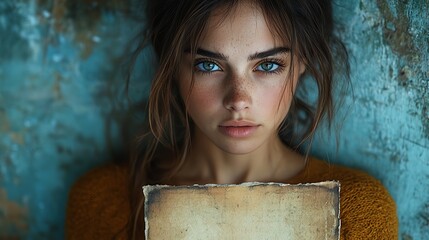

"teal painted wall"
[312, 1, 429, 239]
[0, 0, 427, 239]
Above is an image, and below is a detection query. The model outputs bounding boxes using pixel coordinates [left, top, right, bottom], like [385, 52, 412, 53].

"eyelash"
[193, 58, 287, 75]
[193, 58, 222, 75]
[254, 58, 286, 75]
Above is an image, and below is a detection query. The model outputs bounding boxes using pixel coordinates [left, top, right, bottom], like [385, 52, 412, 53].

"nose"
[223, 75, 252, 112]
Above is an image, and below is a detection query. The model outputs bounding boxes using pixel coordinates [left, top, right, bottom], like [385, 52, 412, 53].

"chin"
[217, 141, 262, 155]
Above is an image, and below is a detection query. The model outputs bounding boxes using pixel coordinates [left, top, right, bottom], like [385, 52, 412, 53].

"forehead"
[198, 2, 283, 53]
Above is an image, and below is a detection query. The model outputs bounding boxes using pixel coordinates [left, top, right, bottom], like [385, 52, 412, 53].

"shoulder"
[70, 163, 128, 194]
[67, 163, 129, 211]
[66, 163, 130, 239]
[307, 158, 399, 239]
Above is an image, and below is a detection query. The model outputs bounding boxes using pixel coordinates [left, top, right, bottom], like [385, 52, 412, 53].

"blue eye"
[256, 62, 280, 72]
[195, 61, 221, 72]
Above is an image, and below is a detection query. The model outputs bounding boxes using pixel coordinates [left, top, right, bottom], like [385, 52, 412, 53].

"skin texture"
[176, 2, 306, 184]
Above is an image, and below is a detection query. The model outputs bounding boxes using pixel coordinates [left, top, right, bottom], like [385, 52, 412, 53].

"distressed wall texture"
[0, 0, 428, 239]
[312, 1, 429, 239]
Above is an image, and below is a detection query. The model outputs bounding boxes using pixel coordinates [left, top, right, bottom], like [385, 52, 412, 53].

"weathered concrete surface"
[312, 1, 429, 239]
[0, 0, 427, 239]
[0, 0, 145, 238]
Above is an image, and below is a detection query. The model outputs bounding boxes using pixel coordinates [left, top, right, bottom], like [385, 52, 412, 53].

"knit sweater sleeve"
[65, 164, 130, 240]
[334, 166, 398, 240]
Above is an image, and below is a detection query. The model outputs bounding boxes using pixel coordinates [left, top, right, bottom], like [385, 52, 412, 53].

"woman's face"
[178, 2, 305, 154]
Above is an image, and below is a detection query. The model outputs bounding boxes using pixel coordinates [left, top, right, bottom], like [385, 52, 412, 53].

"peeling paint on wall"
[376, 0, 417, 58]
[0, 0, 428, 239]
[0, 0, 145, 238]
[376, 0, 429, 139]
[312, 0, 429, 239]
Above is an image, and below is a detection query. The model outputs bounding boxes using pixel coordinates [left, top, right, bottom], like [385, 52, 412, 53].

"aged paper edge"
[143, 181, 341, 239]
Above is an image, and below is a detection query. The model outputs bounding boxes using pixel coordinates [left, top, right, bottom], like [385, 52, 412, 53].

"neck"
[176, 131, 304, 185]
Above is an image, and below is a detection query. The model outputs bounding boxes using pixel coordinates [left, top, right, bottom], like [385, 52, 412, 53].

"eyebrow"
[195, 48, 228, 60]
[191, 47, 290, 61]
[248, 47, 290, 61]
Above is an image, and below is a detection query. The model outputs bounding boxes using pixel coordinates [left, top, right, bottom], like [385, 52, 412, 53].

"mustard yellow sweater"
[66, 158, 398, 239]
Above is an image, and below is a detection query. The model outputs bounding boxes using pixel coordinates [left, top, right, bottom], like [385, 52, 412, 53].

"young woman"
[66, 0, 398, 239]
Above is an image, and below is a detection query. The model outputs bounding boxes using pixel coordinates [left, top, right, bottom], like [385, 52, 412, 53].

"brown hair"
[127, 0, 349, 238]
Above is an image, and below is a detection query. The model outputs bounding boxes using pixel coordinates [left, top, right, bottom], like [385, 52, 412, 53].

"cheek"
[180, 81, 220, 116]
[261, 82, 295, 122]
[269, 89, 291, 117]
[189, 87, 214, 109]
[177, 63, 223, 118]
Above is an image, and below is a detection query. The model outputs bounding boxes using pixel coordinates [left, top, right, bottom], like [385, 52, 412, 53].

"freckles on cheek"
[186, 86, 218, 111]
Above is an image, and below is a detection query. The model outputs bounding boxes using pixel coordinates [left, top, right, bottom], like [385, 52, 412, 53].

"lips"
[219, 120, 259, 138]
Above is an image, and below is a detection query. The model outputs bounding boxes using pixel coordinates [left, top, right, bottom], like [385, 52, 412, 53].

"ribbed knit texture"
[65, 158, 398, 239]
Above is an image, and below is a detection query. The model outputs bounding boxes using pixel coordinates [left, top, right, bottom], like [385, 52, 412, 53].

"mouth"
[219, 120, 259, 138]
[219, 120, 258, 127]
